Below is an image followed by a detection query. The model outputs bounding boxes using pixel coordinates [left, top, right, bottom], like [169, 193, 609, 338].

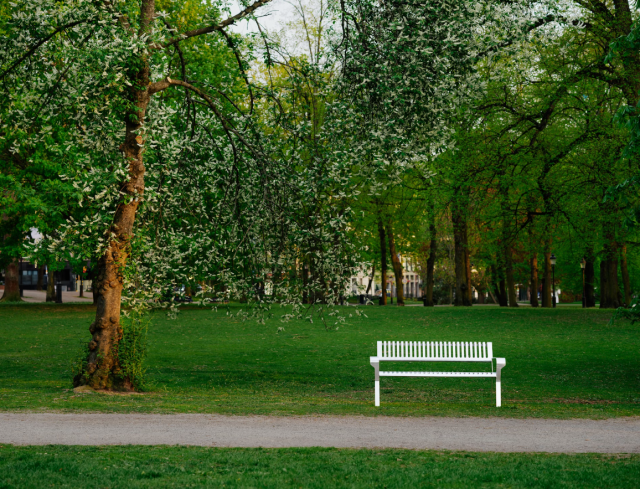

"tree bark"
[424, 223, 437, 307]
[386, 220, 405, 306]
[541, 251, 552, 307]
[74, 5, 154, 390]
[529, 253, 539, 307]
[378, 218, 387, 305]
[1, 258, 20, 302]
[620, 244, 631, 306]
[36, 265, 45, 291]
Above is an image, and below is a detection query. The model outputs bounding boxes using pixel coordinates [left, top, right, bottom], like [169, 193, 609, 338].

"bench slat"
[378, 341, 492, 361]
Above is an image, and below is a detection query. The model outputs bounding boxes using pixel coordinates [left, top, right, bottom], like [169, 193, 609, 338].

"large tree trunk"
[529, 253, 539, 307]
[600, 234, 621, 309]
[386, 221, 405, 306]
[505, 247, 518, 307]
[424, 223, 437, 307]
[541, 251, 552, 307]
[36, 265, 45, 291]
[1, 258, 20, 302]
[378, 218, 387, 306]
[74, 16, 152, 390]
[584, 250, 596, 307]
[620, 244, 631, 306]
[46, 268, 56, 302]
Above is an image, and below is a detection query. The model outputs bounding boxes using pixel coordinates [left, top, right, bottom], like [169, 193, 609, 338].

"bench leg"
[372, 361, 380, 406]
[495, 363, 505, 407]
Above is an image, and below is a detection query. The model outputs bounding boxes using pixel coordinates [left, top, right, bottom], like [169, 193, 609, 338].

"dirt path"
[1, 413, 638, 453]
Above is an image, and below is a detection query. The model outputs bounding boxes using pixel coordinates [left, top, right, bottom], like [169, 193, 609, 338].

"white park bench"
[370, 341, 506, 407]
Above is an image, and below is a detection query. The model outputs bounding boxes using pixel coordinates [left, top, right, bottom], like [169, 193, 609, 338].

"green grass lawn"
[0, 303, 638, 418]
[1, 445, 639, 488]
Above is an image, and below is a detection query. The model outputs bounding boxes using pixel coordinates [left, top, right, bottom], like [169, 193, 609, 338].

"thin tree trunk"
[476, 285, 485, 304]
[490, 264, 507, 306]
[424, 223, 437, 307]
[584, 249, 596, 307]
[529, 253, 539, 307]
[386, 221, 405, 306]
[452, 192, 472, 306]
[365, 262, 375, 294]
[465, 247, 473, 304]
[541, 250, 552, 307]
[620, 244, 631, 306]
[487, 278, 498, 304]
[46, 268, 56, 302]
[302, 261, 309, 304]
[378, 218, 387, 306]
[36, 265, 45, 291]
[505, 247, 518, 307]
[1, 258, 20, 302]
[75, 6, 154, 390]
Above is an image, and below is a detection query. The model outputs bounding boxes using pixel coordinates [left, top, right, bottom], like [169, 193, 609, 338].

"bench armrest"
[495, 357, 506, 368]
[370, 356, 379, 366]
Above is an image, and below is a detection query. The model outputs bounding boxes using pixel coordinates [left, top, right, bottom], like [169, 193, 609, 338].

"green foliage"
[117, 311, 150, 390]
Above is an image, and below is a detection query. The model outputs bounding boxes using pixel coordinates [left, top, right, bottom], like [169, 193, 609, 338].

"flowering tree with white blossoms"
[1, 0, 373, 390]
[0, 0, 548, 390]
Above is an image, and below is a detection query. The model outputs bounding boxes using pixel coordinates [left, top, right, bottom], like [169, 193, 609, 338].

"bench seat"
[371, 341, 506, 407]
[380, 371, 496, 378]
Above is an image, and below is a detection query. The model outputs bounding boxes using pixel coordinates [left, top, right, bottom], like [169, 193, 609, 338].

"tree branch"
[159, 0, 273, 49]
[0, 19, 88, 82]
[148, 77, 264, 161]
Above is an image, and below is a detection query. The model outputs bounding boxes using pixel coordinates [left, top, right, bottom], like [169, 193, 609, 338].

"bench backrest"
[377, 341, 493, 362]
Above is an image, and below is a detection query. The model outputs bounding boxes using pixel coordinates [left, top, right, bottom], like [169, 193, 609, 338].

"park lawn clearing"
[0, 303, 638, 418]
[1, 445, 639, 488]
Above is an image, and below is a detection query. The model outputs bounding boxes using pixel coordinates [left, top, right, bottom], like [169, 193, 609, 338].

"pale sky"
[228, 0, 295, 36]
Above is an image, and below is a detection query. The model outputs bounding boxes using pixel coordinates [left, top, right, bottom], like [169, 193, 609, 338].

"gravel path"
[1, 414, 639, 453]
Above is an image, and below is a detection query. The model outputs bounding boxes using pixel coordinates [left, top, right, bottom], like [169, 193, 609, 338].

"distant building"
[349, 255, 423, 299]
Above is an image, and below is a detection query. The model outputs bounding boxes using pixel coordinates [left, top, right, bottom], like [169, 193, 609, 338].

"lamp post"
[550, 253, 557, 308]
[580, 258, 586, 308]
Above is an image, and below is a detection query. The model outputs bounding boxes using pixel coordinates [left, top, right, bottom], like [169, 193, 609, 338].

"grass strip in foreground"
[1, 445, 639, 488]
